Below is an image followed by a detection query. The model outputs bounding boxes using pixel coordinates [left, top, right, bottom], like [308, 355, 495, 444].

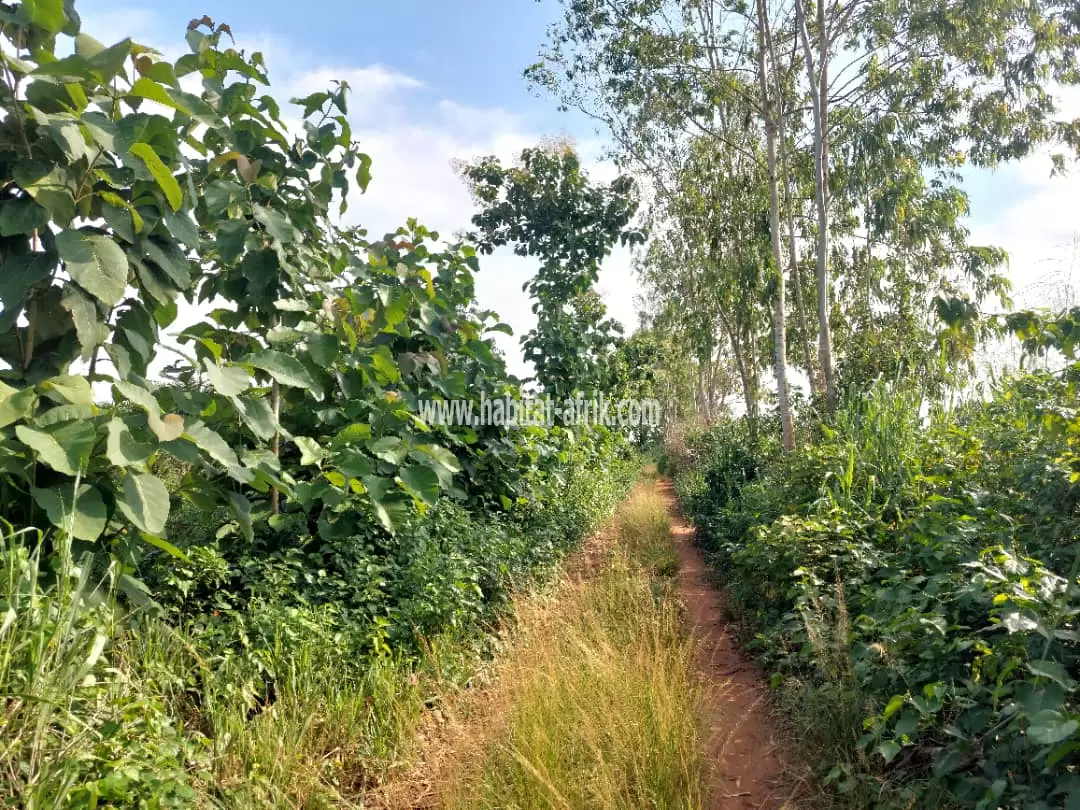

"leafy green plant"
[461, 144, 644, 398]
[0, 4, 644, 806]
[675, 375, 1080, 808]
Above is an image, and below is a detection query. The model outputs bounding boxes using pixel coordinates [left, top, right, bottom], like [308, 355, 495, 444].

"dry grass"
[437, 483, 704, 810]
[615, 484, 680, 578]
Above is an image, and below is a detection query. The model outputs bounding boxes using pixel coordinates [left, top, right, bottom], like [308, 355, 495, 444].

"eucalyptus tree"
[637, 229, 743, 423]
[531, 0, 1080, 421]
[667, 131, 772, 423]
[529, 0, 806, 448]
[787, 0, 1080, 407]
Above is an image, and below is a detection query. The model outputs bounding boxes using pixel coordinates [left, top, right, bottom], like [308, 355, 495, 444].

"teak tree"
[462, 145, 644, 399]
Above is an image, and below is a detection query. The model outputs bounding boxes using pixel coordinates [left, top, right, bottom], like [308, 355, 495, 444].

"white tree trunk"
[756, 0, 795, 450]
[796, 0, 837, 409]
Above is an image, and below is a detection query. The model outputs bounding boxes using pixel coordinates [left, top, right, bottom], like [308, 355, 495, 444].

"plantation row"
[0, 3, 652, 806]
[669, 367, 1080, 809]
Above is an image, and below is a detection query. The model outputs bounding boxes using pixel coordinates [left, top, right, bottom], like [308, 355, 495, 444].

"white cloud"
[78, 6, 161, 43]
[286, 65, 424, 121]
[965, 82, 1080, 305]
[967, 154, 1080, 306]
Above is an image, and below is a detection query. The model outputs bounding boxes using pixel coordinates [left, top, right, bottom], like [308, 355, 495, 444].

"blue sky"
[79, 0, 567, 114]
[75, 1, 1080, 378]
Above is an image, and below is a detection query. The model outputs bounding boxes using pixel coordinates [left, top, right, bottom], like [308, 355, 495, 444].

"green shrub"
[674, 374, 1080, 809]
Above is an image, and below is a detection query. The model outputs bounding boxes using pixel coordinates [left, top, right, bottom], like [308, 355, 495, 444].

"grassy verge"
[441, 484, 703, 810]
[614, 478, 680, 578]
[2, 456, 639, 808]
[0, 534, 430, 809]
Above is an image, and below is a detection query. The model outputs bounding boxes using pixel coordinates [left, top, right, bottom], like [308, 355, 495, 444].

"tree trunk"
[728, 325, 755, 423]
[778, 120, 818, 399]
[764, 6, 818, 401]
[796, 0, 837, 410]
[720, 304, 756, 422]
[270, 378, 280, 516]
[756, 0, 795, 451]
[698, 358, 712, 424]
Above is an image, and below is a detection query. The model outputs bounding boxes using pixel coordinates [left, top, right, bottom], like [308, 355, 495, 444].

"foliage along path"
[657, 479, 797, 810]
[378, 476, 798, 809]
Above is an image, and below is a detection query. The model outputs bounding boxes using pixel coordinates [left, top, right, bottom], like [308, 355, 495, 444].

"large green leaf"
[114, 381, 186, 441]
[253, 204, 298, 245]
[163, 208, 200, 250]
[368, 435, 407, 465]
[32, 484, 107, 540]
[33, 404, 94, 428]
[331, 422, 373, 448]
[16, 426, 71, 473]
[126, 77, 191, 114]
[362, 475, 412, 533]
[227, 492, 253, 543]
[230, 395, 277, 441]
[13, 163, 75, 225]
[40, 374, 93, 406]
[143, 239, 191, 289]
[16, 422, 94, 475]
[56, 229, 129, 307]
[334, 448, 372, 478]
[1028, 660, 1077, 690]
[60, 285, 110, 359]
[203, 358, 250, 396]
[1028, 710, 1080, 746]
[130, 142, 182, 211]
[131, 254, 173, 304]
[399, 464, 440, 506]
[74, 32, 105, 58]
[0, 197, 48, 236]
[22, 0, 66, 33]
[0, 382, 36, 428]
[116, 470, 170, 535]
[248, 350, 323, 400]
[369, 344, 402, 382]
[415, 443, 461, 473]
[82, 38, 131, 82]
[0, 254, 54, 331]
[141, 533, 188, 560]
[307, 333, 339, 368]
[185, 422, 252, 482]
[117, 573, 156, 609]
[105, 417, 152, 466]
[295, 436, 325, 466]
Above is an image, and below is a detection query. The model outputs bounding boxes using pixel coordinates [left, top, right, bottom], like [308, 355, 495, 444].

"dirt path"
[656, 479, 797, 810]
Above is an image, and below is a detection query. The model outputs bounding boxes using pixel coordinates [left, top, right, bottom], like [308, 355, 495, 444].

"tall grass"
[442, 486, 702, 810]
[0, 452, 641, 809]
[0, 522, 429, 809]
[118, 616, 429, 809]
[615, 485, 680, 577]
[0, 522, 201, 808]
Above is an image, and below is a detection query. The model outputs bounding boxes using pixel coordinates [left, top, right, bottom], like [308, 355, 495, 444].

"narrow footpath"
[376, 476, 799, 809]
[656, 479, 797, 810]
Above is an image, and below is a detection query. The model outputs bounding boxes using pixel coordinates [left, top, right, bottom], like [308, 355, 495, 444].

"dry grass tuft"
[438, 484, 703, 810]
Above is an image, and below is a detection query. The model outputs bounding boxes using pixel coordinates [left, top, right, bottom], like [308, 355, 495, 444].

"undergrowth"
[0, 452, 639, 808]
[672, 374, 1080, 809]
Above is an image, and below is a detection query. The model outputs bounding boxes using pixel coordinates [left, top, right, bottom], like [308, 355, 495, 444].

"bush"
[673, 374, 1080, 809]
